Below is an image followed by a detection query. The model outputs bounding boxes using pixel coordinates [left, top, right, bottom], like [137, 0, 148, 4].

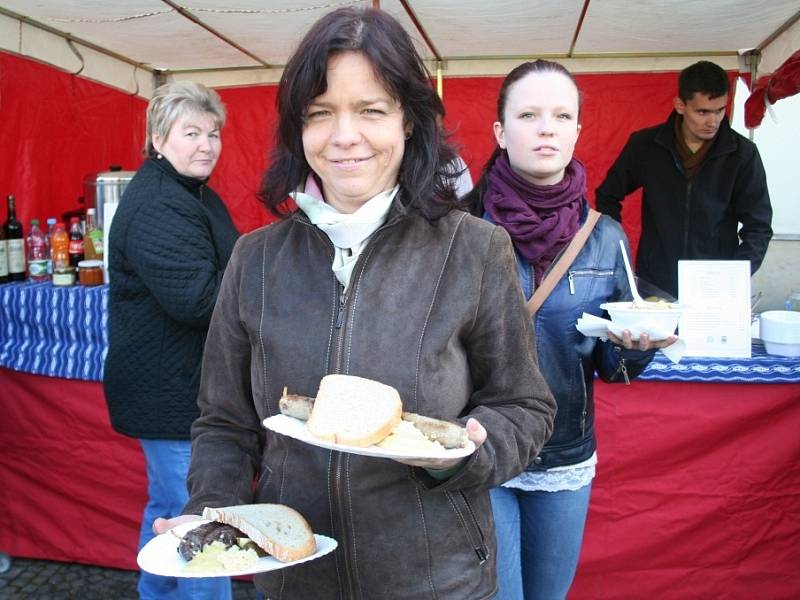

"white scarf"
[293, 177, 399, 290]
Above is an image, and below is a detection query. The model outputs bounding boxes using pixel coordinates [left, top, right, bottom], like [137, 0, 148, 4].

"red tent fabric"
[744, 49, 800, 128]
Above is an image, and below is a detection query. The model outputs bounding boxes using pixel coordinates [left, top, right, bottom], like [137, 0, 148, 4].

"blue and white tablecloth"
[0, 281, 107, 381]
[1, 280, 798, 385]
[640, 342, 800, 383]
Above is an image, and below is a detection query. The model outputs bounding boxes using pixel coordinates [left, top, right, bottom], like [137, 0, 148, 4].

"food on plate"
[278, 382, 468, 449]
[176, 520, 265, 573]
[376, 420, 445, 453]
[399, 411, 468, 449]
[183, 539, 261, 573]
[306, 374, 403, 447]
[202, 503, 316, 563]
[177, 521, 241, 561]
[630, 296, 677, 310]
[278, 392, 315, 421]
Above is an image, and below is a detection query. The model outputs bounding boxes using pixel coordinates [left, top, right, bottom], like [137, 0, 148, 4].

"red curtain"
[0, 52, 146, 229]
[3, 369, 798, 599]
[1, 53, 744, 258]
[2, 51, 690, 255]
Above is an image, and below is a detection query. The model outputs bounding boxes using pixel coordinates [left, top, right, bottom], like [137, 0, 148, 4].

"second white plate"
[137, 520, 337, 578]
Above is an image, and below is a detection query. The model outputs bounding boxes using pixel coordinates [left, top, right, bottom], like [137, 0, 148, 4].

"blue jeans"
[490, 483, 592, 600]
[138, 439, 232, 600]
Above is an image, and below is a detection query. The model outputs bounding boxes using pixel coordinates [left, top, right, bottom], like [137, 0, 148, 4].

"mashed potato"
[377, 420, 446, 454]
[184, 540, 259, 573]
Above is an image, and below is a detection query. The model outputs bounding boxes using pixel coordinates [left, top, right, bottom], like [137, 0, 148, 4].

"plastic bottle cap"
[31, 219, 39, 226]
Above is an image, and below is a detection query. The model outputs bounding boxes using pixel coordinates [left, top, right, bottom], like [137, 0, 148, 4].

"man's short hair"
[678, 61, 730, 102]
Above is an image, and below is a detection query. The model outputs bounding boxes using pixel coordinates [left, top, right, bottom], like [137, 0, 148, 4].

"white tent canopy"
[1, 1, 798, 97]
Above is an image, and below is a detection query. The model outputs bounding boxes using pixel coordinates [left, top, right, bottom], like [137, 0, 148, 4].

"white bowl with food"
[600, 300, 683, 341]
[759, 310, 800, 357]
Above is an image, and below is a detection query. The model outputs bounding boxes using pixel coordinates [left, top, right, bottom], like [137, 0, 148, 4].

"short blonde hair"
[145, 81, 226, 157]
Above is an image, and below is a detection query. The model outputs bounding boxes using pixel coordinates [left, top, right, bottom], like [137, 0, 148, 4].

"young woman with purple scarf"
[466, 60, 677, 600]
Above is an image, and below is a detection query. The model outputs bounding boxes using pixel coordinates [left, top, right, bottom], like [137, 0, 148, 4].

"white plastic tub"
[759, 310, 800, 357]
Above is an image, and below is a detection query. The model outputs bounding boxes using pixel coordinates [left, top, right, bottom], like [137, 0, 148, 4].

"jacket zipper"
[294, 216, 357, 599]
[335, 289, 347, 329]
[324, 221, 398, 600]
[331, 280, 357, 599]
[448, 490, 489, 564]
[612, 356, 631, 385]
[577, 360, 589, 436]
[683, 182, 692, 256]
[568, 269, 615, 295]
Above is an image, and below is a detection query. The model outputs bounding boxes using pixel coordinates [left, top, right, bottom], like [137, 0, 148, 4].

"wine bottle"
[3, 194, 25, 281]
[0, 220, 8, 284]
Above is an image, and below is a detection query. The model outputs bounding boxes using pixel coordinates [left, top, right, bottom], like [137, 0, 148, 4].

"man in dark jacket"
[596, 60, 773, 298]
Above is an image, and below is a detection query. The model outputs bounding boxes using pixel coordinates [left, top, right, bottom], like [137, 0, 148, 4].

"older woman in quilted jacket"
[104, 80, 239, 600]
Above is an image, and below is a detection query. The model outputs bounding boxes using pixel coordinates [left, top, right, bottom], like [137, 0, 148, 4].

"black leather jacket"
[596, 112, 772, 298]
[490, 205, 655, 470]
[184, 202, 556, 599]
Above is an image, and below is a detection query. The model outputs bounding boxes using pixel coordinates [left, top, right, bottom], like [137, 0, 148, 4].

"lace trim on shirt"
[502, 453, 597, 492]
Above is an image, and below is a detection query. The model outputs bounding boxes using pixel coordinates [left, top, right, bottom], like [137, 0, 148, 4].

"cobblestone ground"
[0, 557, 259, 600]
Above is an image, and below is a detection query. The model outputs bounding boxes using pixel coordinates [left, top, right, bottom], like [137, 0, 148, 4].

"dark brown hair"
[465, 60, 581, 215]
[678, 60, 730, 102]
[259, 7, 460, 220]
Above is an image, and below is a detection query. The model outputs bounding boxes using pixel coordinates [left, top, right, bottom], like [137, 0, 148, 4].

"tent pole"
[159, 0, 271, 68]
[743, 50, 761, 141]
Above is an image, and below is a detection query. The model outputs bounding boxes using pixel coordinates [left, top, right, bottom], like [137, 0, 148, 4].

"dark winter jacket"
[487, 204, 654, 470]
[183, 202, 556, 599]
[104, 157, 239, 439]
[596, 112, 772, 298]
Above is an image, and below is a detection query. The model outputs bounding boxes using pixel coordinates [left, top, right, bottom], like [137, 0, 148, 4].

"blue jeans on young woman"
[490, 483, 592, 600]
[138, 439, 232, 600]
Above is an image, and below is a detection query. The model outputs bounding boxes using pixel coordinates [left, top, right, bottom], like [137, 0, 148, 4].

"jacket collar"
[655, 110, 737, 159]
[149, 155, 208, 196]
[290, 186, 410, 228]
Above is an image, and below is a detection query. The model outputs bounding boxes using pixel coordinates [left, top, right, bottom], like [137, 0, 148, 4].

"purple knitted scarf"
[484, 153, 586, 285]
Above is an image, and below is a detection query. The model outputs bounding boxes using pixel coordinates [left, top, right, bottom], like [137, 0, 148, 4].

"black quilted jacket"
[104, 157, 239, 439]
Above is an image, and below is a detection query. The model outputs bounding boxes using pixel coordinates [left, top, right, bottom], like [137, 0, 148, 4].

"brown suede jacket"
[184, 202, 556, 599]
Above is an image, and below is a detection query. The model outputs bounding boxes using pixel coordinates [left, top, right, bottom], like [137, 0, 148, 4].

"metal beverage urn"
[83, 166, 136, 283]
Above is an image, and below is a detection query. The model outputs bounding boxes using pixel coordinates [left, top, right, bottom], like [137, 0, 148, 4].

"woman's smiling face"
[301, 51, 408, 213]
[493, 70, 581, 186]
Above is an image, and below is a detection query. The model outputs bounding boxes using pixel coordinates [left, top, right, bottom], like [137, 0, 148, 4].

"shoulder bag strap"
[526, 209, 602, 317]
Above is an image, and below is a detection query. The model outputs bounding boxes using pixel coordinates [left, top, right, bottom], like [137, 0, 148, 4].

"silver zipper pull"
[335, 292, 346, 328]
[568, 272, 575, 295]
[621, 359, 630, 385]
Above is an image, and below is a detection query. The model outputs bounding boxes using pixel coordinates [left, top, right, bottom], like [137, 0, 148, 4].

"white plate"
[137, 520, 337, 578]
[263, 414, 476, 460]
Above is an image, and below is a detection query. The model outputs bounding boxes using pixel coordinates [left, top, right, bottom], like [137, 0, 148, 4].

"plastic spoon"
[619, 240, 646, 307]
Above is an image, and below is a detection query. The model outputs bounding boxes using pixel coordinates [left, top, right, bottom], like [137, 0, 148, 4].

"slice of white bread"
[202, 504, 316, 563]
[306, 374, 403, 447]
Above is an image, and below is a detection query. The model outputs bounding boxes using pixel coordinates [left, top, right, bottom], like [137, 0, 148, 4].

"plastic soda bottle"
[51, 222, 70, 270]
[26, 219, 49, 281]
[45, 217, 57, 274]
[84, 208, 103, 261]
[68, 216, 84, 267]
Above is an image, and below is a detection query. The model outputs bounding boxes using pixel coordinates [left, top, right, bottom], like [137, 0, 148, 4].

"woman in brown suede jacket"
[156, 7, 555, 599]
